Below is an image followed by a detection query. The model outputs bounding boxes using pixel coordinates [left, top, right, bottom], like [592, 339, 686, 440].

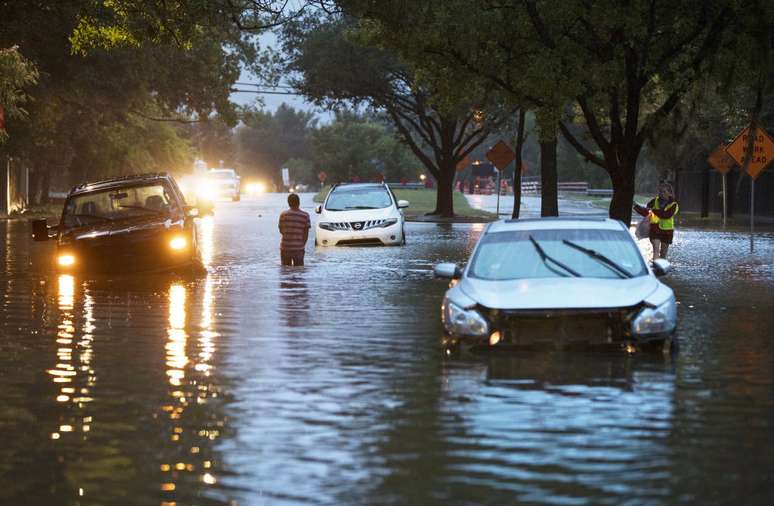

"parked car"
[434, 217, 677, 352]
[206, 168, 241, 201]
[315, 183, 409, 246]
[31, 173, 205, 274]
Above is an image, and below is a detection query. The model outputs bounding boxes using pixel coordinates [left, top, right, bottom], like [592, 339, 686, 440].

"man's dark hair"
[288, 193, 300, 208]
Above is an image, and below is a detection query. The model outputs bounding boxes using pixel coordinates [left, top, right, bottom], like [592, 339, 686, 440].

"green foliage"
[0, 46, 38, 143]
[309, 110, 421, 183]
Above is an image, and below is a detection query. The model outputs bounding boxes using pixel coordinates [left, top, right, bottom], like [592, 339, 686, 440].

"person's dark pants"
[281, 250, 305, 266]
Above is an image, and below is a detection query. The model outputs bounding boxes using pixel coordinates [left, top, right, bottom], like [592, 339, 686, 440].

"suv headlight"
[442, 299, 489, 337]
[632, 297, 677, 335]
[379, 218, 398, 228]
[318, 222, 334, 231]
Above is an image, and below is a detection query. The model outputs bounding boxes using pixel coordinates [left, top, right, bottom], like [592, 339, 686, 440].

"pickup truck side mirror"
[31, 219, 51, 241]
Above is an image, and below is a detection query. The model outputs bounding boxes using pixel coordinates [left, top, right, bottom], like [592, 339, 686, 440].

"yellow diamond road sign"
[725, 125, 774, 179]
[486, 141, 515, 171]
[707, 145, 735, 174]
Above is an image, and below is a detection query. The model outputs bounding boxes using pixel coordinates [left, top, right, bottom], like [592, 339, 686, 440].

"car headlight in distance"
[169, 236, 188, 250]
[442, 299, 489, 337]
[318, 222, 334, 231]
[58, 254, 76, 267]
[632, 297, 677, 335]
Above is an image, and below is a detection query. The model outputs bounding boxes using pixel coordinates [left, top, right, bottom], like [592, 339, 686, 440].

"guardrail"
[586, 189, 614, 197]
[387, 182, 425, 190]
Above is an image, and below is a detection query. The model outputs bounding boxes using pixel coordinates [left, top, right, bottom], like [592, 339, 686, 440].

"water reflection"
[279, 272, 310, 328]
[48, 275, 96, 440]
[158, 214, 226, 502]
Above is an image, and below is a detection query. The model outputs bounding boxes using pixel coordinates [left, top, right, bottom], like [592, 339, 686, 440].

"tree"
[336, 0, 755, 224]
[280, 13, 509, 217]
[0, 46, 38, 144]
[234, 104, 318, 185]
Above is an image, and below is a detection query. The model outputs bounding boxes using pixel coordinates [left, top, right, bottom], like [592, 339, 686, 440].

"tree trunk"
[433, 166, 455, 217]
[512, 109, 526, 219]
[609, 164, 636, 225]
[540, 137, 558, 217]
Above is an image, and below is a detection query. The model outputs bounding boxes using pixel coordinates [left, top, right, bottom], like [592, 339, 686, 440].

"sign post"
[725, 124, 774, 252]
[707, 145, 735, 228]
[486, 141, 516, 217]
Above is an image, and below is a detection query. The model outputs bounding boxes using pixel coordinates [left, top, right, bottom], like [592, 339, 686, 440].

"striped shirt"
[278, 207, 311, 252]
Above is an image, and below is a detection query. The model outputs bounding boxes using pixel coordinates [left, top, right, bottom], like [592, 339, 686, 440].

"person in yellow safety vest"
[633, 181, 679, 260]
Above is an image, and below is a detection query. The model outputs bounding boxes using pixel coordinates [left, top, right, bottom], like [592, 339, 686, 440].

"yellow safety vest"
[649, 197, 678, 230]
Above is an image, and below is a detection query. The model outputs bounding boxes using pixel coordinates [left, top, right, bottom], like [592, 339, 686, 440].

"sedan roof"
[487, 217, 627, 233]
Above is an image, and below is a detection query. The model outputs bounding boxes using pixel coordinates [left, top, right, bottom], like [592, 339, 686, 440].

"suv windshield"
[62, 183, 177, 228]
[325, 187, 393, 211]
[469, 229, 647, 280]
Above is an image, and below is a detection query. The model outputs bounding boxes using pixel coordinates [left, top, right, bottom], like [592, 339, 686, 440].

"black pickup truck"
[32, 173, 208, 274]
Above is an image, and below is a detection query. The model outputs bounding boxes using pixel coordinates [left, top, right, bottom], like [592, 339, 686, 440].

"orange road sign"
[456, 155, 471, 171]
[725, 125, 774, 179]
[707, 145, 735, 174]
[486, 141, 515, 171]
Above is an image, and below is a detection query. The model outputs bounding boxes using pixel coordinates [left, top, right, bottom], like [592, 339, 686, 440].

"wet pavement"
[1, 193, 773, 505]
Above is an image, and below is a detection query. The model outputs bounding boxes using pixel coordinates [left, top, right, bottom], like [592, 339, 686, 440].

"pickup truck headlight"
[169, 236, 188, 250]
[632, 297, 677, 335]
[57, 253, 76, 267]
[442, 299, 489, 337]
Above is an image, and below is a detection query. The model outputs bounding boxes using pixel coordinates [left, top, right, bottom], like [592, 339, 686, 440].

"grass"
[313, 185, 496, 221]
[560, 192, 653, 209]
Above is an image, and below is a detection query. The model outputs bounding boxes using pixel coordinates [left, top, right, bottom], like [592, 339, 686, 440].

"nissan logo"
[353, 222, 363, 230]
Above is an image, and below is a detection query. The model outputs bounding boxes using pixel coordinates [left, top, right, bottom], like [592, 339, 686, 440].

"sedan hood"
[320, 207, 397, 221]
[459, 275, 660, 310]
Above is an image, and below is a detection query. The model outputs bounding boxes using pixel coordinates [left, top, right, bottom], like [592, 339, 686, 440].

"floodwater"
[1, 193, 773, 505]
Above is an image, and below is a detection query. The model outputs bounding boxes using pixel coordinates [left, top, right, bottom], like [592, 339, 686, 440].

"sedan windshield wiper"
[561, 239, 633, 279]
[528, 235, 581, 277]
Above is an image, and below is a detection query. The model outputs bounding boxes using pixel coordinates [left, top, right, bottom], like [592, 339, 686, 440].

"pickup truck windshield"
[62, 184, 177, 228]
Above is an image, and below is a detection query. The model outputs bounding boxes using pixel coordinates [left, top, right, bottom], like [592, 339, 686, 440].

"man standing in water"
[634, 181, 679, 261]
[278, 193, 311, 266]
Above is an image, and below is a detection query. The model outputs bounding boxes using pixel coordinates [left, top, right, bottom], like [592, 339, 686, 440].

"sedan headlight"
[632, 297, 677, 335]
[442, 299, 489, 337]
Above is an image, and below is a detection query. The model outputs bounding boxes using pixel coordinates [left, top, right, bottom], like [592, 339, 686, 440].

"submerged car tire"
[401, 226, 407, 245]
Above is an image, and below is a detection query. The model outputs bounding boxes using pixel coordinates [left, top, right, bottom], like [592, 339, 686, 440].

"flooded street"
[1, 193, 773, 505]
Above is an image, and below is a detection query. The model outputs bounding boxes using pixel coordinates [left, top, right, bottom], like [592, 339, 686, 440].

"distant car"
[315, 183, 409, 246]
[207, 168, 241, 201]
[31, 173, 205, 274]
[434, 217, 677, 352]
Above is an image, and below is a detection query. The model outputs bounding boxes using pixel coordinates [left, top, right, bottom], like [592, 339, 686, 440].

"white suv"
[207, 168, 241, 201]
[315, 183, 409, 246]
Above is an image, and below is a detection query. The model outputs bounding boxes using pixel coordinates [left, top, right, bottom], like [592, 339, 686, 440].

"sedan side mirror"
[315, 205, 322, 214]
[397, 200, 409, 209]
[434, 262, 462, 279]
[31, 219, 52, 241]
[652, 258, 671, 277]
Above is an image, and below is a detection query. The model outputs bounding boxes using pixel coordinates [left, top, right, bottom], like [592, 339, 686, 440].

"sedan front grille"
[327, 220, 394, 231]
[494, 307, 638, 348]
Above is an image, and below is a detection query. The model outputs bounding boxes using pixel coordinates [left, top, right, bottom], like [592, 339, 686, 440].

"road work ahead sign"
[725, 125, 774, 179]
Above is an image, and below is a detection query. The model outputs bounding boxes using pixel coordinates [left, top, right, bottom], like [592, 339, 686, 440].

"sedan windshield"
[325, 187, 393, 211]
[62, 183, 177, 228]
[469, 228, 647, 280]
